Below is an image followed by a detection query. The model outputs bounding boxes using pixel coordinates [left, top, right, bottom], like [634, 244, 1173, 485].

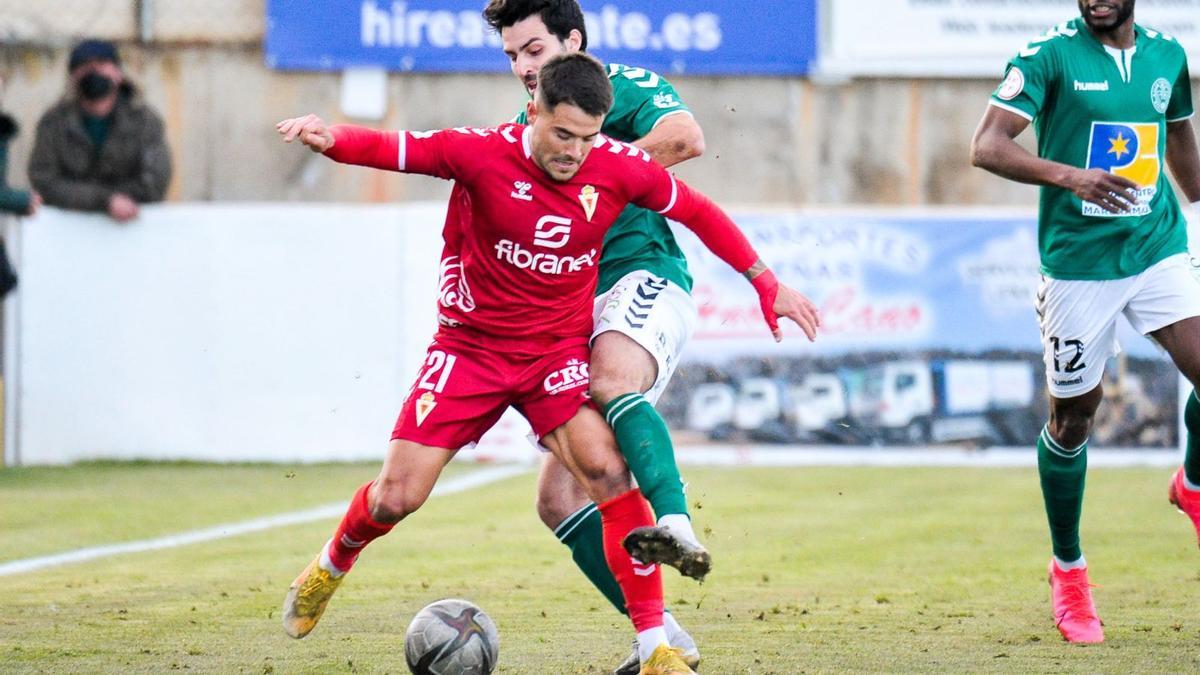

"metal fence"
[0, 0, 263, 45]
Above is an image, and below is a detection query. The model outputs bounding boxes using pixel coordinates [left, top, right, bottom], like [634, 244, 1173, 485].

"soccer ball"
[404, 598, 499, 675]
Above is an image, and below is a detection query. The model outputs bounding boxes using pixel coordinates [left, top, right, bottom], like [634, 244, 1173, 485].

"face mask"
[78, 72, 115, 101]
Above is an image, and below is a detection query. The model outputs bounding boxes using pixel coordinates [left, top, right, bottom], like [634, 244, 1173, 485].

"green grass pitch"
[3, 461, 1200, 673]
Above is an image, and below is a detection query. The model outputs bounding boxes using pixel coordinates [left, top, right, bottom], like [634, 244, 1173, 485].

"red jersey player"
[276, 53, 817, 674]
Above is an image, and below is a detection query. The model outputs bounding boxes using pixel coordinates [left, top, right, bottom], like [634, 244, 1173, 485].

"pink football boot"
[1048, 559, 1104, 644]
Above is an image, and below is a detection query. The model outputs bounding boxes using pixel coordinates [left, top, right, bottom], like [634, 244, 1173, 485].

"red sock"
[598, 488, 664, 632]
[326, 481, 395, 573]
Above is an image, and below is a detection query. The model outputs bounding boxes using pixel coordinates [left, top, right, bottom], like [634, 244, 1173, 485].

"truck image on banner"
[855, 359, 1035, 445]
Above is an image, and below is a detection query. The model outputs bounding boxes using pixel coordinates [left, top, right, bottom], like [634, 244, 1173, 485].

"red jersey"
[325, 123, 758, 347]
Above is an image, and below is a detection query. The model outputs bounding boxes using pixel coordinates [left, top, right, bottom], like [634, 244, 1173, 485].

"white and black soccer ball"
[404, 598, 499, 675]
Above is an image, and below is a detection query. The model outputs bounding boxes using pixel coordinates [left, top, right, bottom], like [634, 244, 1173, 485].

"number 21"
[417, 350, 458, 393]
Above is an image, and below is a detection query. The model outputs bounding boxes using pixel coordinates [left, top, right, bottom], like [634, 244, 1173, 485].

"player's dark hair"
[483, 0, 588, 51]
[536, 53, 612, 118]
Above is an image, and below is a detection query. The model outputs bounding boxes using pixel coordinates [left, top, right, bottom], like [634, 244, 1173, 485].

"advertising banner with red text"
[661, 210, 1177, 450]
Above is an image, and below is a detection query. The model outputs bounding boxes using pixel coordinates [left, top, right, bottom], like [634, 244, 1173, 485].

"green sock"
[603, 393, 689, 518]
[1184, 390, 1200, 485]
[554, 503, 626, 615]
[1038, 426, 1087, 563]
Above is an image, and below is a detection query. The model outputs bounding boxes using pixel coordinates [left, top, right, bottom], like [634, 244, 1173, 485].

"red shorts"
[391, 329, 591, 450]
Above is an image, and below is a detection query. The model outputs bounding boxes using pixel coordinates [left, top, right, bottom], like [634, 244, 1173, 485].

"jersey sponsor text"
[1082, 122, 1159, 217]
[494, 240, 598, 275]
[544, 360, 590, 395]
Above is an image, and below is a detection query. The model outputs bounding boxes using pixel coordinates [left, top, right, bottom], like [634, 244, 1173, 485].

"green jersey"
[990, 18, 1194, 280]
[515, 63, 694, 294]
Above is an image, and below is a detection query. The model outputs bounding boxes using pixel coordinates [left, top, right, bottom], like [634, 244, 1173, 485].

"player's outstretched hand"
[750, 269, 820, 343]
[1067, 168, 1139, 215]
[276, 114, 335, 153]
[771, 283, 820, 343]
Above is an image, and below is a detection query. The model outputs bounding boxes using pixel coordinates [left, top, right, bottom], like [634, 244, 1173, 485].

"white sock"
[318, 540, 347, 578]
[662, 611, 683, 642]
[637, 626, 669, 663]
[1184, 473, 1200, 492]
[657, 513, 701, 547]
[1054, 555, 1087, 572]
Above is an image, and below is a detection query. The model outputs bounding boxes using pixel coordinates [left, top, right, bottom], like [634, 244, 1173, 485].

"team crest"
[415, 393, 437, 426]
[997, 67, 1024, 101]
[579, 185, 599, 222]
[1151, 78, 1172, 114]
[653, 93, 680, 109]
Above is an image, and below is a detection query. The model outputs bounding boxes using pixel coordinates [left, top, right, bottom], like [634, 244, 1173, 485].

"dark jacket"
[28, 83, 171, 212]
[0, 113, 32, 215]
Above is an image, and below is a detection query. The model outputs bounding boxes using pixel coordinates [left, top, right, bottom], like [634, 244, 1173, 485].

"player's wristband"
[1192, 200, 1200, 213]
[750, 269, 781, 332]
[325, 125, 401, 170]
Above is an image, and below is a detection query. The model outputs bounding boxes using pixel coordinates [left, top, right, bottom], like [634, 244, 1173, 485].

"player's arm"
[629, 164, 819, 342]
[1164, 51, 1200, 210]
[632, 113, 704, 169]
[674, 183, 818, 343]
[1167, 119, 1200, 203]
[970, 105, 1138, 215]
[1167, 119, 1200, 258]
[609, 66, 704, 169]
[276, 114, 468, 180]
[278, 116, 400, 167]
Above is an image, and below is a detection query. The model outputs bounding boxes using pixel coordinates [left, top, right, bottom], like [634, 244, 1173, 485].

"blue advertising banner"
[675, 210, 1163, 359]
[663, 210, 1178, 449]
[265, 0, 816, 75]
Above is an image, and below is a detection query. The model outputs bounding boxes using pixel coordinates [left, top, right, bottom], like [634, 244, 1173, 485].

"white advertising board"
[5, 205, 537, 465]
[821, 0, 1200, 78]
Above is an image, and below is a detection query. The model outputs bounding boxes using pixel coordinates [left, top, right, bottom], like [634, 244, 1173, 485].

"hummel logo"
[510, 181, 533, 201]
[632, 559, 658, 577]
[1074, 80, 1109, 92]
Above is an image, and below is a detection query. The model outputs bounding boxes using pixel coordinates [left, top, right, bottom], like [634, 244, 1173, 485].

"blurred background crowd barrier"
[4, 205, 1183, 466]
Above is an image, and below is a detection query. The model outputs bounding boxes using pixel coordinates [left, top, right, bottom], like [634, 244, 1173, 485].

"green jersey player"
[972, 0, 1200, 645]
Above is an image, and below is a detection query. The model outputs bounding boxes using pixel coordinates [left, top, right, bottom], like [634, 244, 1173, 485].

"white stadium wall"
[4, 205, 458, 465]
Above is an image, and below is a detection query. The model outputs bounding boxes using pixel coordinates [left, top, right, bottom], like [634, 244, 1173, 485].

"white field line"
[673, 445, 1182, 468]
[0, 464, 530, 578]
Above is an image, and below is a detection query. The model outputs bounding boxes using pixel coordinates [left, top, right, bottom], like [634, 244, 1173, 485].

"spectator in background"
[0, 72, 36, 297]
[29, 39, 171, 223]
[0, 113, 39, 218]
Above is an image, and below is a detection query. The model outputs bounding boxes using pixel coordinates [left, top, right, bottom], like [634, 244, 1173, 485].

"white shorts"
[1037, 253, 1200, 398]
[591, 270, 697, 405]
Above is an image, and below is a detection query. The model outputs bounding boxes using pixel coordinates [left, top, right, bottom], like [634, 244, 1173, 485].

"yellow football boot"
[638, 645, 697, 675]
[282, 554, 345, 638]
[615, 637, 700, 675]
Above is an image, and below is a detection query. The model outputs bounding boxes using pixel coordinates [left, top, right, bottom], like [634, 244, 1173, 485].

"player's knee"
[1049, 409, 1095, 449]
[368, 483, 425, 524]
[575, 455, 632, 503]
[589, 370, 652, 407]
[589, 376, 631, 408]
[534, 492, 561, 530]
[589, 333, 658, 406]
[1180, 365, 1200, 393]
[535, 487, 585, 530]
